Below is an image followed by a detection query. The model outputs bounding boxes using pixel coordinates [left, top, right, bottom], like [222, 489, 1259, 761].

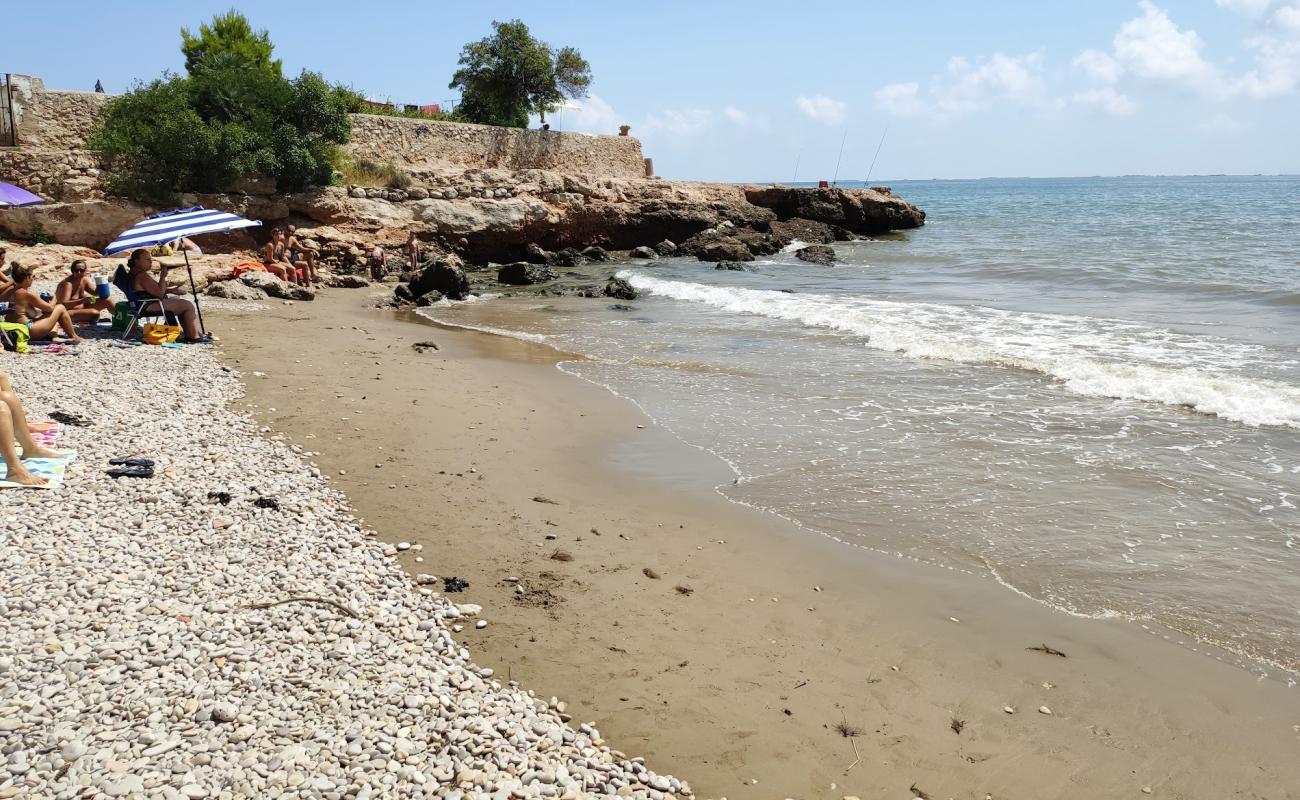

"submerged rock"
[581, 246, 611, 262]
[715, 262, 748, 271]
[795, 244, 836, 266]
[604, 277, 638, 300]
[628, 246, 659, 260]
[497, 262, 558, 285]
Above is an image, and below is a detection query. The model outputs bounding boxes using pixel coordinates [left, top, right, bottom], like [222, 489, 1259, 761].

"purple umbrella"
[0, 182, 44, 208]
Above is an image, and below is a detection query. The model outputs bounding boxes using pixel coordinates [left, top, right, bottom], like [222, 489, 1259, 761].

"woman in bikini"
[126, 249, 204, 342]
[285, 225, 317, 288]
[3, 264, 83, 343]
[55, 259, 115, 326]
[0, 368, 64, 486]
[261, 230, 296, 283]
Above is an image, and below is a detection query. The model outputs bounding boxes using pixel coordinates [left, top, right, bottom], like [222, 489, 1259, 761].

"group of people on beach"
[365, 232, 422, 280]
[260, 225, 319, 287]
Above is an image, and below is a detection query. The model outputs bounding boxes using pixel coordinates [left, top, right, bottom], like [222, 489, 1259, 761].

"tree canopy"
[449, 20, 592, 128]
[91, 11, 350, 203]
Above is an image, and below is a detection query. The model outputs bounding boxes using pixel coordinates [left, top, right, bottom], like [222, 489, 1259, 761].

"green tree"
[90, 11, 350, 203]
[449, 20, 592, 128]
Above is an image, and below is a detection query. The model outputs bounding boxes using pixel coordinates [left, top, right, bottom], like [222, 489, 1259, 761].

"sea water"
[422, 175, 1300, 680]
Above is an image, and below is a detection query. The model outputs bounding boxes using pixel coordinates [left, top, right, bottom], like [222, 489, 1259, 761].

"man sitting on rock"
[55, 259, 115, 326]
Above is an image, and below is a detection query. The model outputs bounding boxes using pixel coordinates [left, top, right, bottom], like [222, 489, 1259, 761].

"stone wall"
[0, 149, 107, 202]
[6, 75, 113, 150]
[346, 114, 646, 180]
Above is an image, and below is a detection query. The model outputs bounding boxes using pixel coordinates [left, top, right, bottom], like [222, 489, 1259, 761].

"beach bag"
[0, 322, 29, 354]
[141, 323, 182, 345]
[110, 301, 133, 332]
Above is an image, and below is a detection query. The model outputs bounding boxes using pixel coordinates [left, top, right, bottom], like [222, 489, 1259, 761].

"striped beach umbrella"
[104, 206, 264, 337]
[103, 206, 262, 255]
[0, 182, 44, 208]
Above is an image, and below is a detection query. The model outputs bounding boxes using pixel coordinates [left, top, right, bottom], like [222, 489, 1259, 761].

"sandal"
[109, 457, 155, 467]
[106, 465, 154, 479]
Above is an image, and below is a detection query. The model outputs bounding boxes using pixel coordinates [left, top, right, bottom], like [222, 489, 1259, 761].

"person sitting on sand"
[55, 259, 115, 326]
[285, 225, 317, 288]
[367, 242, 386, 280]
[126, 249, 205, 342]
[0, 369, 64, 487]
[261, 230, 296, 284]
[3, 265, 83, 343]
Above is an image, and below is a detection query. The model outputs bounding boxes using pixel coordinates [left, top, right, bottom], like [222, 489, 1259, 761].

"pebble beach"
[0, 338, 689, 800]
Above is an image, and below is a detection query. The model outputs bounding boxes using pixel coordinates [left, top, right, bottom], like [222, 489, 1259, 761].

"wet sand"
[213, 289, 1300, 800]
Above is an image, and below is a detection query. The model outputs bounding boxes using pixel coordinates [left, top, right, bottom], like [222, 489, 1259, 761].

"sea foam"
[621, 271, 1300, 428]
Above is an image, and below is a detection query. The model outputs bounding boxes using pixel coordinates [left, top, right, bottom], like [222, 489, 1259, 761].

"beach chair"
[111, 264, 177, 340]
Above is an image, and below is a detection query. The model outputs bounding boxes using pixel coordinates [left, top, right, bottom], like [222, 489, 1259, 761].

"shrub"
[89, 12, 351, 203]
[338, 157, 411, 189]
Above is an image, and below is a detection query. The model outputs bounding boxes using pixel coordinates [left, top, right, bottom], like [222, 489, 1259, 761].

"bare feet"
[23, 445, 65, 460]
[7, 467, 47, 487]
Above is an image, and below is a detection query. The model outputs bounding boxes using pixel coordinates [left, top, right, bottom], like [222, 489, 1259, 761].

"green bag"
[0, 322, 29, 353]
[110, 301, 132, 332]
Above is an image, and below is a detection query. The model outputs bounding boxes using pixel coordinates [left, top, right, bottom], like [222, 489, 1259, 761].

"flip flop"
[106, 465, 154, 479]
[50, 411, 93, 427]
[109, 457, 155, 467]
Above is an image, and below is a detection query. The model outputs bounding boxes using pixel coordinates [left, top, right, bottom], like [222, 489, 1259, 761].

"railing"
[0, 75, 16, 147]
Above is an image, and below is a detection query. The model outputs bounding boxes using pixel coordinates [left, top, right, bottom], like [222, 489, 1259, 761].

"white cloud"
[722, 106, 749, 125]
[1073, 86, 1138, 114]
[874, 52, 1050, 118]
[1075, 49, 1123, 83]
[641, 108, 712, 136]
[1114, 1, 1220, 85]
[1075, 0, 1300, 100]
[1198, 112, 1247, 132]
[874, 82, 926, 116]
[538, 94, 625, 135]
[795, 94, 847, 125]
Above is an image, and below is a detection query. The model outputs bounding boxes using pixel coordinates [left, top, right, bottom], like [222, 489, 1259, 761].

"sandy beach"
[215, 288, 1300, 800]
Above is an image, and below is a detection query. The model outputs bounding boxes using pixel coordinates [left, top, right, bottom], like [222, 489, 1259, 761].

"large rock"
[206, 280, 268, 300]
[581, 246, 611, 262]
[410, 255, 470, 300]
[693, 237, 754, 263]
[523, 243, 551, 264]
[497, 262, 558, 285]
[323, 274, 370, 288]
[604, 277, 637, 300]
[743, 185, 926, 235]
[654, 239, 678, 256]
[239, 271, 315, 301]
[795, 245, 836, 266]
[629, 246, 659, 260]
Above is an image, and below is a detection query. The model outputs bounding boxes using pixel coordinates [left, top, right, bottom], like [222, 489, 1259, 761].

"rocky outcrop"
[206, 280, 269, 300]
[604, 277, 637, 300]
[795, 245, 836, 266]
[239, 271, 315, 301]
[744, 185, 925, 235]
[691, 238, 754, 263]
[409, 255, 470, 301]
[497, 262, 558, 285]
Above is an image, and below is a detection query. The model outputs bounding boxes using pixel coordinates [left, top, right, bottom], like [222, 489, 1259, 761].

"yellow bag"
[141, 323, 182, 345]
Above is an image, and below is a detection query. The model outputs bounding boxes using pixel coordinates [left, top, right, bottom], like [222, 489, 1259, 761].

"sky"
[8, 1, 1300, 181]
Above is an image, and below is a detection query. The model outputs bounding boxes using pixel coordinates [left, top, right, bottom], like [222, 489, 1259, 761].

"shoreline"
[215, 289, 1300, 799]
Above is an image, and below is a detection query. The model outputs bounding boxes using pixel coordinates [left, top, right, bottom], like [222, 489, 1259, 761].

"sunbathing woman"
[0, 368, 65, 486]
[126, 249, 204, 342]
[261, 230, 296, 284]
[3, 264, 83, 343]
[55, 259, 115, 326]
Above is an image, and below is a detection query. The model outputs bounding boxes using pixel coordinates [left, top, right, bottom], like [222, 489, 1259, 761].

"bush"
[89, 12, 351, 203]
[338, 157, 411, 189]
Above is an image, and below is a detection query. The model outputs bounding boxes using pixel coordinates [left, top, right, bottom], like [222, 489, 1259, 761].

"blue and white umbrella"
[104, 206, 264, 337]
[103, 206, 262, 255]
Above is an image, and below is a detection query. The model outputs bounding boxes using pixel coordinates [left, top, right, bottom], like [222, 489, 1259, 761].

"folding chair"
[111, 264, 176, 340]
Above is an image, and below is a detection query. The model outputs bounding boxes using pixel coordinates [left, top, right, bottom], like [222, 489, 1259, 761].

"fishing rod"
[864, 126, 889, 184]
[792, 150, 801, 183]
[831, 129, 848, 186]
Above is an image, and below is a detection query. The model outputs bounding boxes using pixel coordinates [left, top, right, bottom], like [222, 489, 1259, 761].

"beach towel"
[0, 451, 77, 490]
[231, 260, 268, 278]
[0, 421, 77, 490]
